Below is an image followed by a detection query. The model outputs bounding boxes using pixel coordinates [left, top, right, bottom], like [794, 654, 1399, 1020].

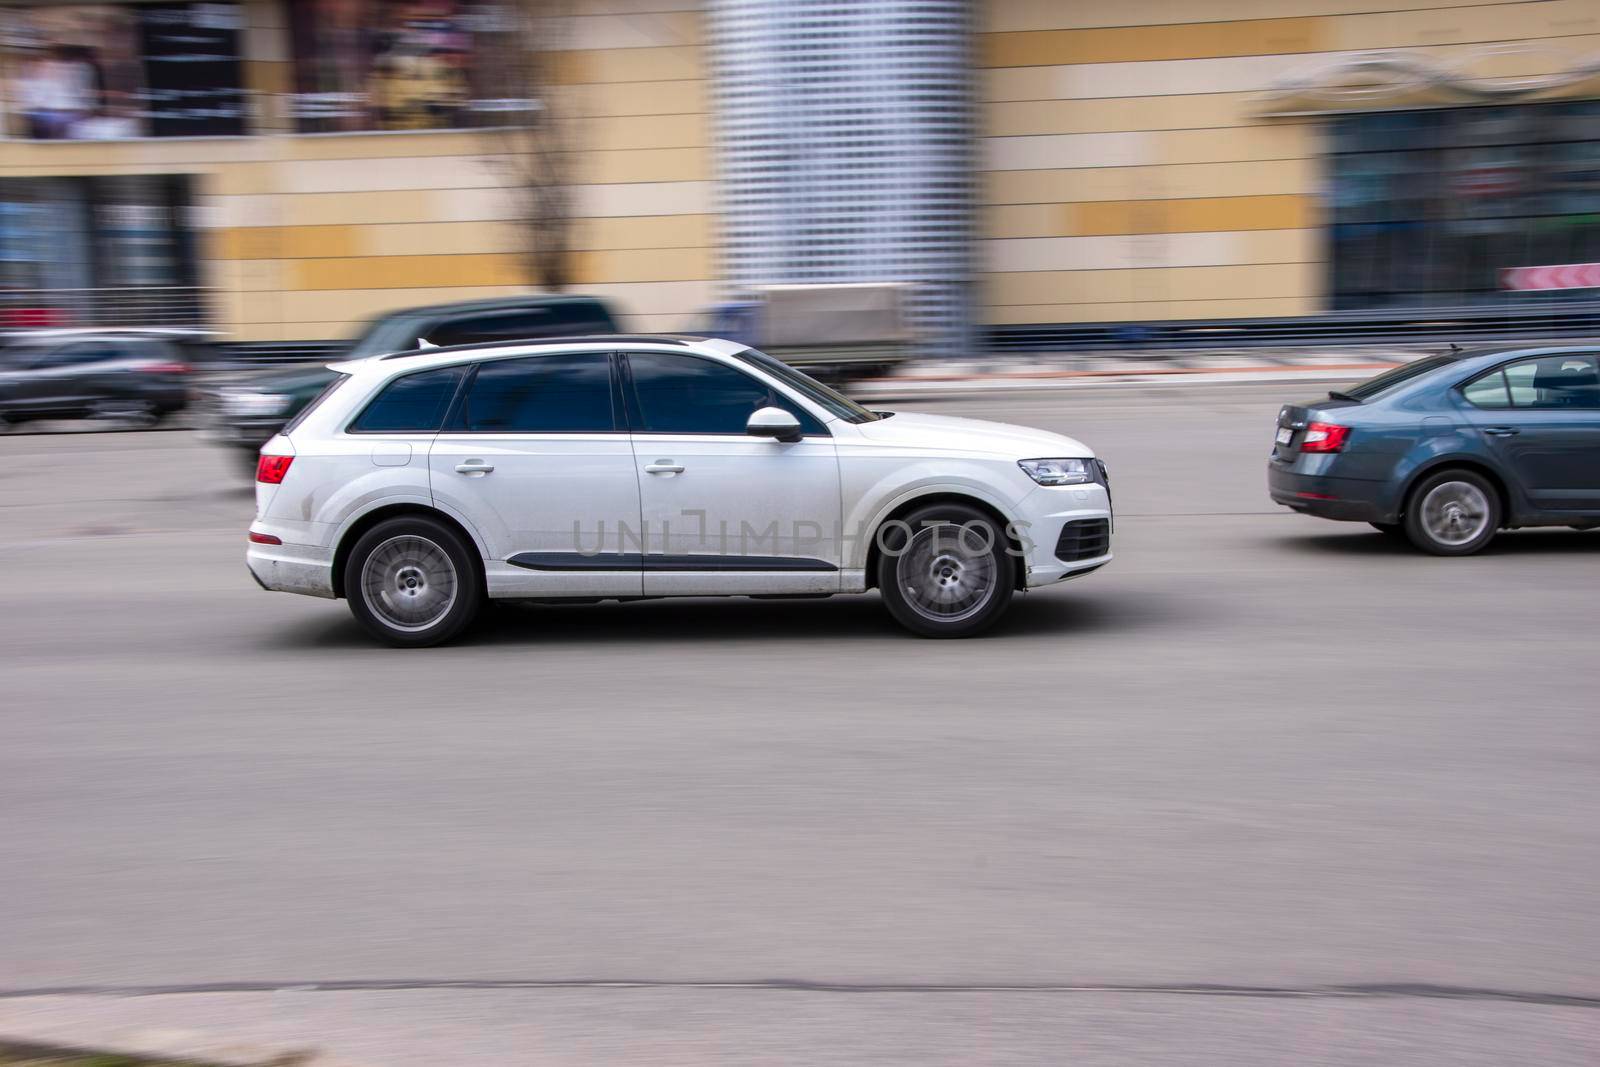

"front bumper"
[195, 394, 288, 448]
[1267, 462, 1395, 523]
[1016, 483, 1113, 588]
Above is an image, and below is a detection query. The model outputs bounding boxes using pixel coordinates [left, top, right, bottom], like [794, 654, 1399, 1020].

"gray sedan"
[1269, 345, 1600, 554]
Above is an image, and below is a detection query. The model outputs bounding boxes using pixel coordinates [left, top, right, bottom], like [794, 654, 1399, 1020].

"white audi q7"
[247, 336, 1112, 646]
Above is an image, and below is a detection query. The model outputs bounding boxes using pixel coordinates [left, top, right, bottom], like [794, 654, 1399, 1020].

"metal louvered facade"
[708, 0, 975, 355]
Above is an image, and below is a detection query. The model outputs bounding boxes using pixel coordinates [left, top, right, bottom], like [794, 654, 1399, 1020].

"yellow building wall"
[0, 0, 713, 342]
[978, 0, 1600, 325]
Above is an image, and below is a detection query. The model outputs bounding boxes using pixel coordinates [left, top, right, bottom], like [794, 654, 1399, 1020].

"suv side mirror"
[746, 406, 803, 443]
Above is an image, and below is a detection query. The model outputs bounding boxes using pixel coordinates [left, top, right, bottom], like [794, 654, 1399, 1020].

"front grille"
[1055, 518, 1111, 563]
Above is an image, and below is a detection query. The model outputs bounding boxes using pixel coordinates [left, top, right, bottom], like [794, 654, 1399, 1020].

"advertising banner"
[2, 2, 246, 140]
[287, 0, 528, 134]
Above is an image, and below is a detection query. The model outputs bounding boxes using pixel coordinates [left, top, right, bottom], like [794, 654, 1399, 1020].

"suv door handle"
[644, 462, 684, 475]
[455, 461, 495, 475]
[1482, 427, 1520, 437]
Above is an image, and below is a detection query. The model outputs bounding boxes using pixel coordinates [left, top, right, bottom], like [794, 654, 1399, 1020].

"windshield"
[731, 347, 880, 423]
[1342, 354, 1460, 401]
[344, 310, 421, 360]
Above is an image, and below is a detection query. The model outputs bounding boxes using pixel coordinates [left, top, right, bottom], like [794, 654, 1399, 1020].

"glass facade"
[710, 0, 974, 353]
[1329, 101, 1600, 310]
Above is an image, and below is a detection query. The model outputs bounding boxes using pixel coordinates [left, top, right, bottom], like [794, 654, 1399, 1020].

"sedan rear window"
[1341, 354, 1459, 401]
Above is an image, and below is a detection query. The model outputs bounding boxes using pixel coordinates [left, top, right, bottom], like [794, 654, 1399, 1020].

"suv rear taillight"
[256, 454, 294, 483]
[139, 361, 191, 374]
[1300, 422, 1350, 453]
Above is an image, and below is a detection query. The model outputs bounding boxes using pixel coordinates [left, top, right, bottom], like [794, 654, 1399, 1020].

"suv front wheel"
[345, 516, 482, 646]
[876, 502, 1016, 637]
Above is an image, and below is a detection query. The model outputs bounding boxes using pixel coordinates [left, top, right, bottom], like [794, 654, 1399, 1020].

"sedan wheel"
[1404, 470, 1500, 556]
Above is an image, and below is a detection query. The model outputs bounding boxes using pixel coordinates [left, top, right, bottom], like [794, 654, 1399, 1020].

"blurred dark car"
[0, 330, 201, 429]
[200, 295, 619, 468]
[1269, 345, 1600, 555]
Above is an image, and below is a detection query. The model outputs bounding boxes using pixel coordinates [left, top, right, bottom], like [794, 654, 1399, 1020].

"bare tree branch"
[487, 0, 575, 291]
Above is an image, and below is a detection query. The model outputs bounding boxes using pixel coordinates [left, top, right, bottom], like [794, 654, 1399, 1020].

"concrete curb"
[0, 1031, 334, 1067]
[850, 360, 1400, 400]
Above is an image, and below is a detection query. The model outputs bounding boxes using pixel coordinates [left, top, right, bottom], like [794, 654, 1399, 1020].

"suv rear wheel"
[345, 516, 482, 646]
[1404, 469, 1501, 556]
[876, 502, 1015, 637]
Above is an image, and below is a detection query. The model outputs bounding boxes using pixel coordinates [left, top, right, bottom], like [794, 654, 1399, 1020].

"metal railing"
[0, 287, 214, 330]
[214, 339, 347, 368]
[985, 302, 1600, 353]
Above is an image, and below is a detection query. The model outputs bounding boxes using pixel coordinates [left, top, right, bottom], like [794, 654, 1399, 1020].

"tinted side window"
[1461, 369, 1510, 409]
[68, 344, 127, 365]
[349, 366, 465, 432]
[1503, 355, 1600, 410]
[626, 352, 826, 435]
[453, 353, 615, 432]
[34, 342, 122, 368]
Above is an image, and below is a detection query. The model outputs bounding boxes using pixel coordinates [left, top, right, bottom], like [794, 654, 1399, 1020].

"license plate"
[1275, 426, 1294, 446]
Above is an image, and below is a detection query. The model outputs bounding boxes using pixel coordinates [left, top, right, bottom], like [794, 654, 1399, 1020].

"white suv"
[247, 337, 1111, 646]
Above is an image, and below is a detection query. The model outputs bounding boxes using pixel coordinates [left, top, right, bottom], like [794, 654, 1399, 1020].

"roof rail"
[375, 334, 706, 360]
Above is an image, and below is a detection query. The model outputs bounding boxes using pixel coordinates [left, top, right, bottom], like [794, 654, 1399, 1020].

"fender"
[1395, 449, 1527, 524]
[846, 478, 1023, 572]
[330, 493, 493, 562]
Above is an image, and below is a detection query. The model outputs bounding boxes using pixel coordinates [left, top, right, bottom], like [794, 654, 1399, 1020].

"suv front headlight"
[1018, 457, 1092, 486]
[223, 391, 292, 416]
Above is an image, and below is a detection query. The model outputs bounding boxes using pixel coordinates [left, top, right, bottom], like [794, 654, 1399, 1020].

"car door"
[427, 351, 644, 597]
[622, 349, 843, 595]
[0, 347, 38, 417]
[1458, 354, 1600, 512]
[15, 341, 109, 415]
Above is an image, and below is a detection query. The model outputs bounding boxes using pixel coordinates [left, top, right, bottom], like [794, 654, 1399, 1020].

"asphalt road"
[3, 382, 1599, 1065]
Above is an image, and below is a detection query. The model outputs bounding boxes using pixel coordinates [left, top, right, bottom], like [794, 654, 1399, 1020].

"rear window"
[1342, 354, 1459, 400]
[349, 366, 465, 433]
[421, 304, 617, 347]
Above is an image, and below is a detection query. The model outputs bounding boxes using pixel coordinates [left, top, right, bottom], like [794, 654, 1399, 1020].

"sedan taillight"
[1300, 422, 1350, 453]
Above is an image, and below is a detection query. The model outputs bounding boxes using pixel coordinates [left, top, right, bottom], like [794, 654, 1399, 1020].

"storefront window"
[0, 175, 200, 326]
[1330, 101, 1600, 309]
[0, 3, 248, 140]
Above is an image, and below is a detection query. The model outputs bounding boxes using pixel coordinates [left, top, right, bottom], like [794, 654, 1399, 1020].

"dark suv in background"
[200, 295, 618, 469]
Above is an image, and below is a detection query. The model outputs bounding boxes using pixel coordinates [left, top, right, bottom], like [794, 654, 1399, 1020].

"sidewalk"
[852, 346, 1424, 399]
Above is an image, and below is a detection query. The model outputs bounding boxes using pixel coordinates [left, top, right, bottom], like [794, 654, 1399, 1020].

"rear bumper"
[1268, 462, 1395, 523]
[246, 540, 336, 599]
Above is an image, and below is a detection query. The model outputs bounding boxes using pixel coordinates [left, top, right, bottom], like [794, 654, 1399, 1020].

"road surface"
[2, 382, 1598, 1064]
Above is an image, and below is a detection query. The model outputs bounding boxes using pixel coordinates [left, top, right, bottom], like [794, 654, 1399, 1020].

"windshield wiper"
[1327, 390, 1361, 402]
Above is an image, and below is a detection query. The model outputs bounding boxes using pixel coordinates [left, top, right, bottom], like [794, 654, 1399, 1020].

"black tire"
[343, 516, 483, 647]
[1403, 469, 1501, 556]
[875, 502, 1016, 638]
[1369, 521, 1407, 537]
